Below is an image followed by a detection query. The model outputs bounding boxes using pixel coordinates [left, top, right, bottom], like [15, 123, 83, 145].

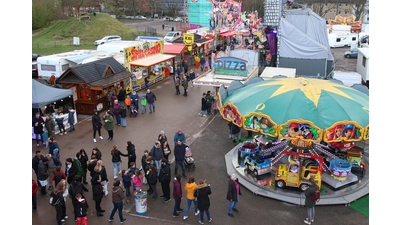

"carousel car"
[244, 151, 272, 177]
[275, 162, 322, 191]
[347, 148, 366, 177]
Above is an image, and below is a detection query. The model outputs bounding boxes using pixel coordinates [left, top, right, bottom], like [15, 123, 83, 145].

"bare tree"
[165, 0, 180, 17]
[352, 0, 368, 21]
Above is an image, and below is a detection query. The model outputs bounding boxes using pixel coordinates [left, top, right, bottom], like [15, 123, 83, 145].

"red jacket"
[32, 180, 38, 196]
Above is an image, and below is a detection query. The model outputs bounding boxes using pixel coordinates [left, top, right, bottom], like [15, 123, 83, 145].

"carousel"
[221, 77, 369, 205]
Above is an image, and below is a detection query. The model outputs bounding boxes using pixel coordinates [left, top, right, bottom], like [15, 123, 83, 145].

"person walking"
[92, 160, 109, 196]
[150, 141, 164, 176]
[33, 112, 45, 147]
[77, 149, 89, 184]
[45, 113, 56, 139]
[55, 111, 67, 135]
[173, 129, 187, 145]
[111, 145, 128, 179]
[126, 141, 137, 169]
[140, 95, 147, 114]
[73, 193, 89, 225]
[183, 176, 199, 220]
[208, 56, 212, 70]
[109, 180, 127, 223]
[103, 111, 114, 140]
[200, 55, 206, 72]
[120, 105, 127, 127]
[32, 179, 38, 212]
[145, 88, 157, 114]
[189, 69, 196, 87]
[198, 93, 208, 117]
[226, 173, 241, 217]
[32, 150, 45, 188]
[194, 179, 212, 224]
[67, 107, 76, 132]
[159, 158, 171, 202]
[172, 174, 183, 217]
[174, 74, 181, 95]
[92, 110, 103, 143]
[148, 164, 158, 199]
[304, 177, 318, 224]
[182, 75, 189, 97]
[91, 174, 106, 217]
[174, 139, 188, 179]
[38, 157, 49, 196]
[112, 99, 122, 126]
[50, 185, 66, 225]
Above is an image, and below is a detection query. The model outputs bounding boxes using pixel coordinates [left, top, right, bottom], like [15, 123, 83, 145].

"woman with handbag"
[194, 179, 212, 224]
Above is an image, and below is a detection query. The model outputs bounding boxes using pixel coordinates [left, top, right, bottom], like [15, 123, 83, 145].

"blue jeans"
[113, 162, 121, 177]
[228, 200, 238, 214]
[109, 201, 125, 222]
[141, 105, 146, 113]
[175, 160, 186, 177]
[307, 206, 315, 222]
[35, 134, 44, 145]
[115, 114, 121, 125]
[200, 209, 211, 223]
[148, 102, 155, 112]
[121, 117, 127, 127]
[199, 110, 207, 116]
[173, 198, 181, 216]
[154, 160, 161, 176]
[69, 123, 75, 131]
[184, 199, 198, 217]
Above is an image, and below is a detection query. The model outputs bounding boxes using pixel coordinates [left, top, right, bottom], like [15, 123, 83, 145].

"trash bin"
[134, 189, 147, 215]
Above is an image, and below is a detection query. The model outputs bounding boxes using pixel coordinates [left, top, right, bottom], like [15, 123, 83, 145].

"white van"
[94, 35, 122, 46]
[164, 31, 182, 43]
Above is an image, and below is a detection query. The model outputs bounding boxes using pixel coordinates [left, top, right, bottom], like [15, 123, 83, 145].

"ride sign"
[214, 57, 248, 76]
[183, 33, 194, 45]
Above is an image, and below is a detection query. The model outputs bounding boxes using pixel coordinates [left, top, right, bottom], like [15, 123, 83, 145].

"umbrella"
[220, 77, 369, 142]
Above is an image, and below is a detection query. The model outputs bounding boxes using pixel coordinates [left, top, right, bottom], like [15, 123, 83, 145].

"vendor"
[152, 64, 160, 75]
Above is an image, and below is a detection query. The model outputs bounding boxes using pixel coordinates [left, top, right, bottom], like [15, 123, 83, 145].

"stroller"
[129, 101, 138, 117]
[184, 147, 196, 171]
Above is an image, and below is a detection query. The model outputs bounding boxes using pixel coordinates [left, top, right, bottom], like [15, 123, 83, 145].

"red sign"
[129, 42, 162, 61]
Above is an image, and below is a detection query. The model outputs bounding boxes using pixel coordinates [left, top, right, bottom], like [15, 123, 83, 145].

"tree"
[352, 0, 368, 21]
[32, 0, 58, 29]
[165, 0, 180, 17]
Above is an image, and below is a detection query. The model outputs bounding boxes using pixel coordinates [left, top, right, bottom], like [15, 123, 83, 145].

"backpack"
[311, 189, 320, 202]
[49, 193, 61, 206]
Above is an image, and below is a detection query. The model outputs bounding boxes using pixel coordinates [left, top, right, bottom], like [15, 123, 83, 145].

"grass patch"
[350, 194, 369, 217]
[32, 13, 155, 55]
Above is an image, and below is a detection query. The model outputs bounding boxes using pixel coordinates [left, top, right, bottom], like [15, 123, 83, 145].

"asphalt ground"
[31, 19, 367, 225]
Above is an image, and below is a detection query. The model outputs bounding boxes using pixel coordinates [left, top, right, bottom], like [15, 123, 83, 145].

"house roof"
[56, 57, 131, 87]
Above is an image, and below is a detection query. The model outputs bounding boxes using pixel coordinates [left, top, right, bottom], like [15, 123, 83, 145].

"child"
[42, 127, 49, 148]
[122, 170, 132, 197]
[141, 95, 147, 114]
[131, 170, 143, 191]
[73, 193, 89, 225]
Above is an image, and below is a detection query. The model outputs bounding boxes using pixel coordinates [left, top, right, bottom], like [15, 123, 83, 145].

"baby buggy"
[184, 147, 195, 171]
[129, 101, 138, 117]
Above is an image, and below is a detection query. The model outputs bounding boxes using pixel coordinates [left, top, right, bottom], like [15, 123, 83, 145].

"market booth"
[124, 40, 176, 92]
[32, 79, 77, 138]
[56, 57, 132, 115]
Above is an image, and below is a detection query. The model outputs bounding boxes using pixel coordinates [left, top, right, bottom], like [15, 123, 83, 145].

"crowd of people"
[34, 126, 250, 225]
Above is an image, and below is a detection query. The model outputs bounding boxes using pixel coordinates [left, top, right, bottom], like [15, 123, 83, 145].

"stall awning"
[66, 54, 93, 64]
[129, 53, 176, 67]
[164, 44, 186, 54]
[196, 39, 213, 47]
[219, 31, 236, 37]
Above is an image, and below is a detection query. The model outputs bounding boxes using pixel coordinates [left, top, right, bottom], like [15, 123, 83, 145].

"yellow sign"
[188, 46, 192, 51]
[184, 33, 194, 45]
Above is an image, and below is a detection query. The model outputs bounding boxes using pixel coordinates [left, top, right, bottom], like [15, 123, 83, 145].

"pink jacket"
[132, 175, 143, 188]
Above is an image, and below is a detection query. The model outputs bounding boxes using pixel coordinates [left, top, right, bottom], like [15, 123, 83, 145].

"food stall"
[56, 57, 132, 115]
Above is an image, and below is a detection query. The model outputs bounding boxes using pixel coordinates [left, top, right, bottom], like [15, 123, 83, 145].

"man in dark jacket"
[304, 177, 318, 224]
[174, 139, 187, 179]
[38, 158, 49, 196]
[200, 56, 206, 71]
[33, 112, 45, 147]
[231, 121, 241, 143]
[45, 114, 56, 139]
[32, 150, 45, 187]
[69, 175, 89, 219]
[226, 173, 241, 217]
[68, 107, 76, 132]
[65, 158, 77, 184]
[117, 85, 126, 106]
[159, 158, 171, 201]
[145, 88, 157, 114]
[150, 141, 164, 176]
[92, 110, 103, 143]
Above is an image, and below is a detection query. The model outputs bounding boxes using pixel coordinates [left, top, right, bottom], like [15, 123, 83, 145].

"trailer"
[328, 32, 358, 48]
[37, 50, 100, 83]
